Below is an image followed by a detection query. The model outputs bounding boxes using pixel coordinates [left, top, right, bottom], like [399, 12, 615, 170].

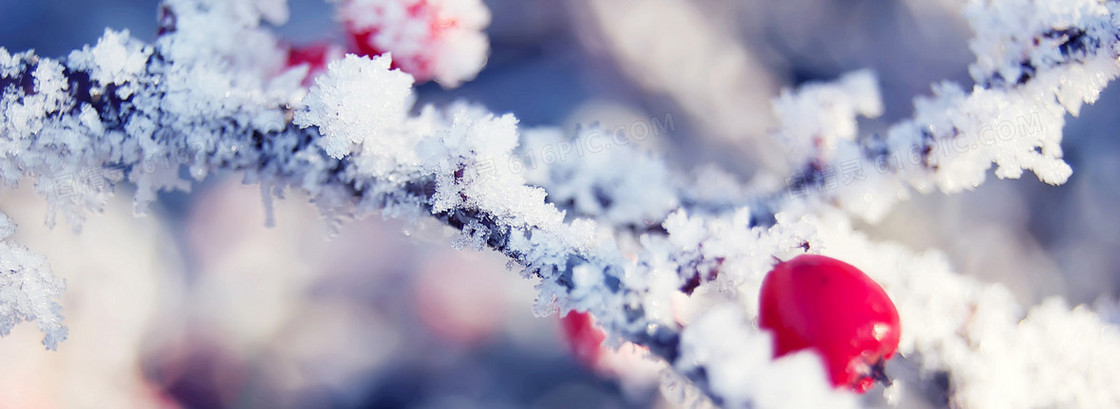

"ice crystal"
[0, 213, 66, 350]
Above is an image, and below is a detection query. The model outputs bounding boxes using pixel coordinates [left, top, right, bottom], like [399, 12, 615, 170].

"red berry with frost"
[560, 310, 606, 368]
[759, 254, 901, 393]
[338, 0, 490, 87]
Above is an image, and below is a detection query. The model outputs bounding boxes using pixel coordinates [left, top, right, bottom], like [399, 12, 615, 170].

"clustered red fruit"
[759, 254, 901, 393]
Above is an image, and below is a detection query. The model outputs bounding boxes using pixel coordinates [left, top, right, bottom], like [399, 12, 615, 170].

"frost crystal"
[678, 306, 857, 409]
[67, 29, 151, 90]
[772, 69, 883, 162]
[0, 213, 66, 350]
[294, 54, 415, 160]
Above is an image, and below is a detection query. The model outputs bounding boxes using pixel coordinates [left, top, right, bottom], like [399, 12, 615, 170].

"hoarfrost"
[0, 213, 66, 350]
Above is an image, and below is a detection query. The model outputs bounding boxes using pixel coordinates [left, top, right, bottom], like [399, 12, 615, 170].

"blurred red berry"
[560, 310, 606, 368]
[284, 42, 345, 85]
[343, 0, 448, 82]
[338, 0, 490, 86]
[759, 254, 901, 393]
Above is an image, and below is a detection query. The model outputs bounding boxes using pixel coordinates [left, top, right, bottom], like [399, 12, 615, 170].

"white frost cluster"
[337, 0, 491, 87]
[0, 49, 120, 228]
[964, 0, 1113, 100]
[293, 54, 572, 232]
[0, 212, 66, 350]
[294, 54, 415, 160]
[772, 69, 883, 162]
[677, 305, 857, 409]
[2, 0, 298, 224]
[518, 127, 680, 226]
[771, 0, 1120, 223]
[66, 29, 151, 93]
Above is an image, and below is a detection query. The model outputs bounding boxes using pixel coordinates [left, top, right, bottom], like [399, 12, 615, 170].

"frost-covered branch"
[4, 0, 1120, 407]
[531, 1, 1120, 231]
[768, 1, 1120, 223]
[1, 0, 690, 378]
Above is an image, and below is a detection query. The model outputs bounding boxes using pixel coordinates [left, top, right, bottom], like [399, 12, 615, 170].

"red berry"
[284, 42, 345, 85]
[338, 0, 489, 86]
[560, 310, 606, 368]
[759, 254, 901, 393]
[341, 0, 447, 81]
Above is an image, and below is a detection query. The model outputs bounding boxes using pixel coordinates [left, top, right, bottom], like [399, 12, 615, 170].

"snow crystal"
[0, 48, 18, 78]
[158, 0, 288, 77]
[903, 80, 1074, 192]
[293, 54, 415, 160]
[66, 29, 151, 88]
[32, 59, 70, 116]
[964, 0, 1111, 86]
[677, 305, 857, 409]
[772, 69, 883, 163]
[0, 213, 67, 350]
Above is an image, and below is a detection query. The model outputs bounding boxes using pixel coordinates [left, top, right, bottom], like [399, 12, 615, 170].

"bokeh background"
[1, 1, 1119, 408]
